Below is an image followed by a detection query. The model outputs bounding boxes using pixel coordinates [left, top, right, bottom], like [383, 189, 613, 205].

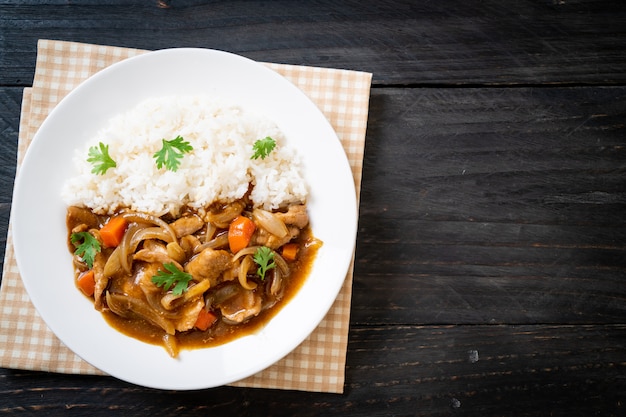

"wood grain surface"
[1, 1, 625, 416]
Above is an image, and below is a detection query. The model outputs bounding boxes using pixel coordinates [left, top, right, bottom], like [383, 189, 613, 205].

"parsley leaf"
[253, 246, 276, 281]
[251, 136, 276, 160]
[87, 142, 117, 175]
[70, 231, 101, 269]
[153, 135, 193, 172]
[151, 262, 193, 295]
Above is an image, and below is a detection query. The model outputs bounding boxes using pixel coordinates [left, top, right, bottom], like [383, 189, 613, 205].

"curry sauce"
[102, 229, 319, 350]
[67, 202, 321, 356]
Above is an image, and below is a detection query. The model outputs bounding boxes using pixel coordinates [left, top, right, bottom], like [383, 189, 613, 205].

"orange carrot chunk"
[77, 270, 96, 297]
[281, 242, 299, 261]
[228, 215, 256, 253]
[194, 309, 218, 331]
[100, 216, 128, 248]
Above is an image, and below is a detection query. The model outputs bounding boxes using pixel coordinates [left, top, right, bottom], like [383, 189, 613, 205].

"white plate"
[12, 48, 357, 390]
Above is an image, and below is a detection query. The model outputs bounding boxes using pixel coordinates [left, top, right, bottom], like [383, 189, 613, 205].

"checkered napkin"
[0, 40, 371, 393]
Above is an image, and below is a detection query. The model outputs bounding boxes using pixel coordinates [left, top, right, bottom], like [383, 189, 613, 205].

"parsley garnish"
[153, 135, 193, 172]
[253, 246, 276, 281]
[251, 136, 276, 160]
[70, 231, 101, 269]
[87, 142, 117, 175]
[151, 262, 193, 295]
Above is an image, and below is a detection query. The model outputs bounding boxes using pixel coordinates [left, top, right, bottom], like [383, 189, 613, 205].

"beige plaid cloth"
[0, 40, 371, 393]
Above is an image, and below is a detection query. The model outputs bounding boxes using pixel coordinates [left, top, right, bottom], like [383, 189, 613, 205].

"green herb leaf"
[70, 231, 101, 269]
[253, 246, 276, 281]
[87, 142, 117, 175]
[151, 262, 193, 295]
[251, 136, 276, 160]
[153, 135, 193, 172]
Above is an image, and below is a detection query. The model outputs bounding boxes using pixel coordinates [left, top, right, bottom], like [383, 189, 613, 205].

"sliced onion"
[231, 246, 286, 271]
[196, 232, 229, 253]
[92, 253, 107, 311]
[122, 212, 178, 243]
[159, 292, 182, 311]
[206, 201, 245, 228]
[103, 246, 123, 278]
[205, 283, 240, 309]
[183, 279, 211, 301]
[129, 227, 173, 253]
[204, 222, 217, 242]
[273, 251, 289, 275]
[137, 264, 183, 319]
[269, 267, 282, 296]
[238, 255, 258, 290]
[160, 279, 211, 310]
[118, 223, 146, 274]
[252, 208, 288, 238]
[162, 333, 179, 358]
[106, 291, 176, 334]
[142, 287, 183, 320]
[231, 245, 262, 262]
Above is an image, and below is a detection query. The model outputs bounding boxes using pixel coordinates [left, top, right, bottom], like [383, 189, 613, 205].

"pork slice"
[170, 215, 204, 238]
[184, 248, 231, 286]
[275, 204, 308, 229]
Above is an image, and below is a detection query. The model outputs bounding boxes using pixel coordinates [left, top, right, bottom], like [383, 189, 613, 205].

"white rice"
[61, 95, 308, 216]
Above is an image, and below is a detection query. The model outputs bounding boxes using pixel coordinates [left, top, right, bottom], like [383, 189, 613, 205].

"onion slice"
[118, 223, 146, 274]
[252, 208, 288, 238]
[162, 333, 179, 358]
[122, 212, 178, 244]
[206, 201, 245, 228]
[195, 232, 229, 253]
[273, 251, 289, 275]
[102, 246, 123, 278]
[231, 245, 262, 262]
[161, 279, 211, 310]
[106, 291, 176, 335]
[238, 255, 258, 290]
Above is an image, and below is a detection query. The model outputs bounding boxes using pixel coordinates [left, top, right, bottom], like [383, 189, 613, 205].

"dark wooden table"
[1, 1, 625, 415]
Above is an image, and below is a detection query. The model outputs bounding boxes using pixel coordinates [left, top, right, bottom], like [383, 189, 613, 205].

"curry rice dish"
[62, 96, 321, 357]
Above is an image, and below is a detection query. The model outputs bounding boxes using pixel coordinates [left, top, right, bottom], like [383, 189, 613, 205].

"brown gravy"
[101, 228, 320, 352]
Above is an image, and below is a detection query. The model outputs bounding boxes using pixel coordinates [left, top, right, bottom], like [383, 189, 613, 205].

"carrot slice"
[100, 216, 128, 248]
[281, 243, 299, 261]
[77, 270, 96, 297]
[228, 215, 256, 253]
[194, 309, 218, 331]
